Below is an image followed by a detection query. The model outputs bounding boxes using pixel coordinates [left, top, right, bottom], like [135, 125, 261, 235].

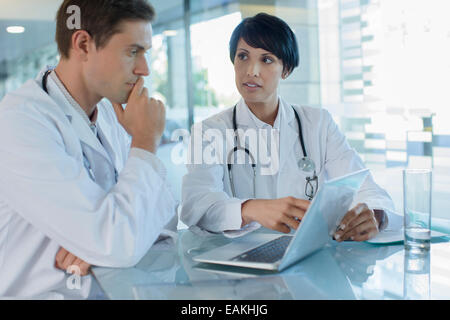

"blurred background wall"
[1, 0, 449, 215]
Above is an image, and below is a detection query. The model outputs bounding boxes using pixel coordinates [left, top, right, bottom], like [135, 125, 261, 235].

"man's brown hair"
[55, 0, 155, 59]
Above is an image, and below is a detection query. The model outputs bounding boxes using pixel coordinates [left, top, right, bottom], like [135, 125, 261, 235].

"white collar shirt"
[234, 97, 284, 200]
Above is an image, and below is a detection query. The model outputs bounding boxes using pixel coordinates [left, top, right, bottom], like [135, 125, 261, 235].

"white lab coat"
[181, 97, 402, 236]
[0, 69, 177, 299]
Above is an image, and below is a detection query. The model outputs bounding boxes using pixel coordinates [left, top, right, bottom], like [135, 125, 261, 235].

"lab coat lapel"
[66, 108, 112, 166]
[234, 99, 253, 148]
[96, 109, 118, 169]
[77, 111, 117, 191]
[40, 68, 113, 166]
[278, 100, 298, 176]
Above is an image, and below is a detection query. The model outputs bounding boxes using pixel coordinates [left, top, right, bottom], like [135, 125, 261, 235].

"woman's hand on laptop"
[333, 203, 380, 242]
[241, 197, 310, 233]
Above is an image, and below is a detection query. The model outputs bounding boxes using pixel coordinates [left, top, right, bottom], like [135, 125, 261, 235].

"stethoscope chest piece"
[298, 157, 318, 200]
[297, 157, 315, 173]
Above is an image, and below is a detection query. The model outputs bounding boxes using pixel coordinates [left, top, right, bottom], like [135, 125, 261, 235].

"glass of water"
[403, 169, 432, 252]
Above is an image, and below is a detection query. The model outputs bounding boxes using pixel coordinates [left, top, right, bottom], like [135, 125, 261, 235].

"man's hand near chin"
[110, 77, 166, 154]
[55, 247, 91, 276]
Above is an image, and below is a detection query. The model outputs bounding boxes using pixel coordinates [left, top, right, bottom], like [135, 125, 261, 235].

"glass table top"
[92, 228, 450, 300]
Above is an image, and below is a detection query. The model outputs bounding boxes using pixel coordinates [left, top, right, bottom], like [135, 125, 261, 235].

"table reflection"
[403, 250, 431, 300]
[92, 229, 450, 300]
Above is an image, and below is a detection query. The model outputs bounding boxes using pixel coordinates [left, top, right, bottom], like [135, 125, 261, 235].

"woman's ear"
[282, 71, 290, 80]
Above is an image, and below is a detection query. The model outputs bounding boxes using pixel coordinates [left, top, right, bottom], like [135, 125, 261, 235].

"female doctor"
[181, 13, 399, 241]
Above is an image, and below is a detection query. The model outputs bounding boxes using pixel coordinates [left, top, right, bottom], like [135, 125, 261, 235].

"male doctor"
[0, 0, 176, 298]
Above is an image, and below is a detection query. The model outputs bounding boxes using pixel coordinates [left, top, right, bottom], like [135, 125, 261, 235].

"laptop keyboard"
[231, 235, 293, 263]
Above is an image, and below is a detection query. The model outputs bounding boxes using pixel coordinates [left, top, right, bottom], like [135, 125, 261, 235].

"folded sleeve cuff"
[129, 147, 167, 179]
[223, 222, 262, 238]
[222, 198, 262, 238]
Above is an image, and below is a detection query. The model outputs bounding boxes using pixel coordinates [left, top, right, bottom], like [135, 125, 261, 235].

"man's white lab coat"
[0, 69, 176, 298]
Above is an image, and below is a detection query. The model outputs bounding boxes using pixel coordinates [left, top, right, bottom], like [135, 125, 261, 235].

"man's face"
[84, 20, 152, 104]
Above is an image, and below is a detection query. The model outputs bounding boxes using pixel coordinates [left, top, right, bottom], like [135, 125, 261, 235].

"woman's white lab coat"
[0, 69, 176, 298]
[180, 97, 401, 236]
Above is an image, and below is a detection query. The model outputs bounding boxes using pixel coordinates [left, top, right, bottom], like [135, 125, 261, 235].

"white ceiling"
[0, 0, 183, 63]
[0, 0, 61, 21]
[0, 0, 183, 21]
[0, 0, 59, 63]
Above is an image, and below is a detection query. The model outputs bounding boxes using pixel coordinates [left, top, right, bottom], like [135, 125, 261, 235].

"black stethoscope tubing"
[42, 69, 52, 94]
[228, 104, 318, 200]
[41, 69, 117, 183]
[231, 104, 308, 160]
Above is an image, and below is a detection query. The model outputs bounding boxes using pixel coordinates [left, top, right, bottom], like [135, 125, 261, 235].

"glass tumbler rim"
[403, 168, 432, 174]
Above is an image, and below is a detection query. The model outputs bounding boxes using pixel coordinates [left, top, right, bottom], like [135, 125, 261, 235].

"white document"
[366, 229, 449, 244]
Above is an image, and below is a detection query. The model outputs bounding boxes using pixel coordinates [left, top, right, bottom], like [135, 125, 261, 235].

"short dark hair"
[229, 13, 299, 76]
[55, 0, 155, 59]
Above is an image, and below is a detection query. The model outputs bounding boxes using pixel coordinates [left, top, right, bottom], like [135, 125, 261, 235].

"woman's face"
[233, 38, 285, 107]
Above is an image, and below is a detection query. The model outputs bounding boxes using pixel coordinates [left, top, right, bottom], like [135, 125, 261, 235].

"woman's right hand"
[241, 197, 310, 233]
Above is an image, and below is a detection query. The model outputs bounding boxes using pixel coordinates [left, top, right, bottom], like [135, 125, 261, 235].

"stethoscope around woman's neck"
[227, 104, 318, 200]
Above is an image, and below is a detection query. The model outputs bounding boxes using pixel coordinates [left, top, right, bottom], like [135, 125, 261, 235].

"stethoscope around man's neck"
[227, 104, 318, 200]
[42, 69, 52, 94]
[41, 69, 118, 184]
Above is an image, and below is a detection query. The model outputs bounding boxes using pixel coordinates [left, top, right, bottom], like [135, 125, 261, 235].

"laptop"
[192, 169, 370, 271]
